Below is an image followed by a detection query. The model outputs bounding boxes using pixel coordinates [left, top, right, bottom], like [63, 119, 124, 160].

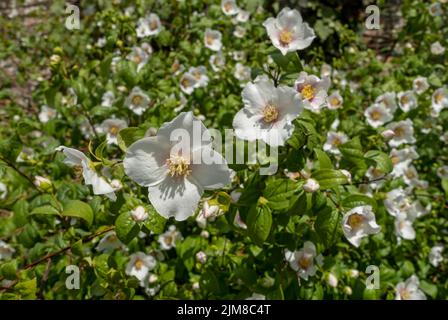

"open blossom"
[430, 41, 445, 55]
[375, 92, 398, 114]
[232, 76, 303, 147]
[431, 87, 448, 116]
[96, 231, 124, 252]
[209, 52, 226, 72]
[38, 105, 57, 123]
[101, 91, 115, 107]
[125, 87, 151, 115]
[326, 91, 343, 110]
[385, 119, 416, 147]
[158, 225, 183, 250]
[125, 252, 157, 285]
[221, 0, 239, 15]
[428, 2, 443, 16]
[323, 131, 348, 155]
[263, 7, 315, 55]
[429, 245, 444, 267]
[342, 206, 381, 247]
[390, 147, 419, 177]
[397, 91, 418, 112]
[189, 66, 209, 88]
[395, 275, 426, 300]
[124, 112, 231, 221]
[131, 206, 149, 222]
[0, 240, 15, 260]
[204, 29, 222, 51]
[412, 77, 429, 95]
[136, 13, 162, 38]
[127, 46, 150, 72]
[234, 63, 251, 83]
[285, 241, 323, 280]
[235, 9, 250, 23]
[180, 72, 198, 95]
[55, 146, 116, 201]
[364, 103, 393, 128]
[97, 118, 127, 145]
[233, 25, 246, 38]
[395, 213, 416, 240]
[294, 71, 330, 113]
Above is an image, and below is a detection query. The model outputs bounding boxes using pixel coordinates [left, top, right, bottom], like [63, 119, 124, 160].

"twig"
[0, 156, 42, 194]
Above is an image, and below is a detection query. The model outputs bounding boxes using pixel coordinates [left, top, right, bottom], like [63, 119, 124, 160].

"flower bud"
[34, 176, 52, 191]
[381, 129, 395, 139]
[327, 273, 338, 288]
[195, 251, 207, 264]
[131, 206, 148, 222]
[303, 178, 320, 193]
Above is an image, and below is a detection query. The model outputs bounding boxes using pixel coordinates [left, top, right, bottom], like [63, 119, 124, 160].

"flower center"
[330, 97, 340, 107]
[370, 110, 382, 120]
[347, 213, 364, 229]
[149, 20, 158, 31]
[391, 155, 400, 165]
[166, 155, 191, 177]
[279, 29, 293, 46]
[400, 95, 410, 105]
[263, 104, 279, 123]
[132, 95, 143, 106]
[109, 125, 120, 136]
[181, 77, 191, 88]
[107, 235, 118, 242]
[394, 126, 405, 137]
[133, 55, 142, 64]
[164, 235, 173, 246]
[206, 35, 214, 45]
[223, 2, 233, 12]
[435, 92, 444, 104]
[400, 289, 411, 300]
[298, 255, 311, 269]
[301, 84, 316, 101]
[134, 258, 144, 270]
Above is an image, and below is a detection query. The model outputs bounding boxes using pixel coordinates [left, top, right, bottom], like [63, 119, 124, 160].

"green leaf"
[14, 278, 37, 300]
[247, 204, 272, 246]
[263, 178, 299, 212]
[30, 205, 60, 217]
[0, 133, 22, 163]
[62, 200, 94, 226]
[117, 127, 146, 152]
[142, 207, 166, 234]
[341, 194, 377, 211]
[315, 206, 341, 248]
[311, 169, 348, 189]
[364, 150, 393, 173]
[420, 280, 438, 299]
[441, 179, 448, 198]
[115, 212, 140, 244]
[314, 149, 333, 169]
[0, 260, 17, 280]
[339, 137, 367, 169]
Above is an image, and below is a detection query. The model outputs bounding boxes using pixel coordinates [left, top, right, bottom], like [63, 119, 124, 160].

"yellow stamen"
[263, 104, 279, 123]
[301, 84, 316, 101]
[298, 256, 311, 269]
[132, 95, 143, 106]
[166, 155, 191, 177]
[134, 258, 144, 270]
[347, 213, 364, 229]
[279, 30, 293, 46]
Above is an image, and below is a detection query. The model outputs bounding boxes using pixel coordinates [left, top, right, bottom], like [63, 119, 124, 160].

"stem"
[0, 156, 42, 194]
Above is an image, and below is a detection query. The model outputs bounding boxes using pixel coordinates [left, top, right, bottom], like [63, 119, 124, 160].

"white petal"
[190, 147, 231, 189]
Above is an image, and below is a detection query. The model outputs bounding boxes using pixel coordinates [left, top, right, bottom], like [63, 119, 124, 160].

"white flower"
[375, 92, 398, 114]
[131, 206, 149, 222]
[101, 91, 115, 107]
[365, 167, 386, 190]
[285, 241, 323, 280]
[200, 200, 222, 219]
[34, 176, 52, 189]
[364, 104, 393, 128]
[38, 105, 57, 123]
[326, 91, 343, 110]
[127, 46, 149, 72]
[110, 179, 123, 191]
[209, 52, 226, 72]
[232, 76, 303, 147]
[188, 66, 209, 88]
[158, 225, 183, 250]
[294, 71, 330, 113]
[204, 29, 222, 51]
[125, 87, 151, 115]
[124, 112, 231, 221]
[125, 252, 157, 284]
[235, 9, 250, 22]
[340, 169, 352, 183]
[431, 41, 445, 55]
[0, 240, 15, 260]
[263, 7, 315, 55]
[431, 88, 448, 116]
[323, 131, 348, 155]
[390, 147, 419, 177]
[341, 205, 381, 247]
[0, 182, 7, 200]
[429, 245, 443, 267]
[381, 129, 395, 139]
[386, 119, 416, 147]
[395, 275, 426, 300]
[97, 118, 127, 145]
[96, 231, 124, 252]
[395, 212, 416, 240]
[303, 178, 319, 193]
[195, 251, 207, 264]
[412, 77, 429, 95]
[136, 13, 162, 38]
[180, 72, 198, 95]
[429, 2, 443, 16]
[55, 146, 116, 201]
[233, 63, 251, 83]
[348, 269, 359, 278]
[437, 165, 448, 179]
[326, 273, 338, 288]
[221, 0, 239, 16]
[320, 63, 332, 78]
[233, 25, 246, 38]
[397, 91, 418, 112]
[231, 50, 246, 61]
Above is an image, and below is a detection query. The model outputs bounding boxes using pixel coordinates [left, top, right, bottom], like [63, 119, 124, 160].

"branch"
[0, 156, 42, 194]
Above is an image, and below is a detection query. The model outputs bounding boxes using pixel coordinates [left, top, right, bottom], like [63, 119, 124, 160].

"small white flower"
[390, 147, 419, 177]
[397, 91, 418, 112]
[386, 119, 416, 147]
[125, 87, 151, 115]
[431, 41, 445, 55]
[364, 104, 393, 128]
[231, 50, 246, 61]
[233, 25, 246, 38]
[395, 275, 426, 300]
[124, 112, 231, 221]
[232, 76, 303, 147]
[221, 0, 239, 16]
[320, 63, 332, 78]
[38, 105, 57, 123]
[294, 71, 330, 113]
[101, 91, 115, 107]
[348, 269, 359, 278]
[326, 91, 343, 110]
[204, 29, 222, 51]
[381, 129, 395, 140]
[188, 66, 209, 88]
[180, 72, 198, 95]
[326, 273, 338, 288]
[97, 118, 127, 145]
[429, 2, 443, 16]
[429, 245, 443, 267]
[431, 88, 448, 116]
[110, 179, 123, 191]
[195, 251, 207, 264]
[395, 212, 416, 240]
[125, 252, 157, 284]
[158, 225, 183, 250]
[96, 231, 124, 252]
[285, 241, 323, 280]
[201, 201, 222, 219]
[136, 13, 162, 38]
[342, 205, 381, 247]
[209, 52, 226, 72]
[263, 7, 315, 55]
[303, 178, 319, 193]
[233, 63, 251, 83]
[340, 169, 352, 183]
[127, 46, 150, 72]
[412, 76, 429, 95]
[131, 206, 149, 222]
[375, 92, 398, 114]
[235, 9, 250, 22]
[55, 146, 116, 201]
[365, 166, 385, 190]
[323, 131, 348, 155]
[0, 240, 15, 260]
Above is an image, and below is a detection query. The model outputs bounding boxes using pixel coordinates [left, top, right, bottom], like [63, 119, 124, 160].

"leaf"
[441, 179, 448, 198]
[62, 200, 94, 226]
[339, 137, 367, 169]
[0, 260, 17, 280]
[247, 204, 272, 246]
[420, 280, 438, 299]
[115, 212, 140, 244]
[364, 150, 393, 173]
[263, 178, 299, 212]
[311, 169, 348, 189]
[314, 206, 341, 248]
[14, 278, 37, 300]
[342, 194, 377, 211]
[314, 149, 333, 169]
[142, 207, 166, 234]
[30, 205, 60, 217]
[0, 133, 22, 163]
[117, 127, 146, 152]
